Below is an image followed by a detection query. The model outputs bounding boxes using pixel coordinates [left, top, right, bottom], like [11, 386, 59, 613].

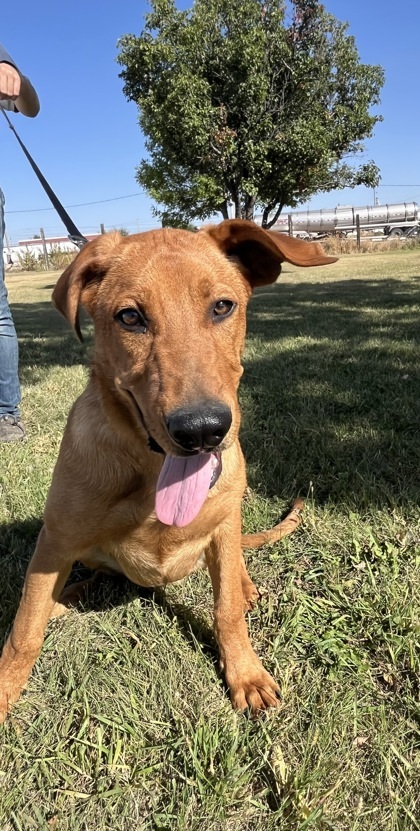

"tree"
[117, 0, 384, 228]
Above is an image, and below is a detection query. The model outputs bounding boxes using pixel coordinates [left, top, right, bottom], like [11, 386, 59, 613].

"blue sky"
[1, 0, 419, 244]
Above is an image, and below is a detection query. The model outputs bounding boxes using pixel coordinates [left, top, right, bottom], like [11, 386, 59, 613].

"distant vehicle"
[256, 202, 420, 239]
[401, 224, 420, 239]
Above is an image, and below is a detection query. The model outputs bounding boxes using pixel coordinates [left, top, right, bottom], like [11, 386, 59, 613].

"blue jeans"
[0, 189, 21, 417]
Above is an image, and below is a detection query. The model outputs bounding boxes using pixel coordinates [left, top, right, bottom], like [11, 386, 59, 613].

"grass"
[1, 251, 420, 830]
[320, 236, 420, 256]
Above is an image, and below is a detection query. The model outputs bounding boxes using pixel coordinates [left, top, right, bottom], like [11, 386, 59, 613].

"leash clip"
[69, 234, 89, 250]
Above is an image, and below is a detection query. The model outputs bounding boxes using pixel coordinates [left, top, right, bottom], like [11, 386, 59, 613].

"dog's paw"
[242, 580, 261, 612]
[0, 683, 19, 724]
[0, 645, 40, 724]
[227, 657, 281, 714]
[49, 600, 72, 619]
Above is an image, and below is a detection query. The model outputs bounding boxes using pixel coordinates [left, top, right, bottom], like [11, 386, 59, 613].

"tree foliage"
[117, 0, 384, 228]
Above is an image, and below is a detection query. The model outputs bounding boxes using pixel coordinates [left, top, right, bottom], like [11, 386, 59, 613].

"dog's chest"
[99, 524, 211, 587]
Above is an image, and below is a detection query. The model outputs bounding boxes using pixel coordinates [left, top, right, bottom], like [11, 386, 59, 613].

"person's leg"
[0, 189, 25, 441]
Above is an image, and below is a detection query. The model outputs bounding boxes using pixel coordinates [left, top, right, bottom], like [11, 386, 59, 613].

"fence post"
[356, 214, 361, 251]
[288, 214, 293, 237]
[40, 227, 50, 270]
[100, 223, 105, 235]
[4, 230, 13, 268]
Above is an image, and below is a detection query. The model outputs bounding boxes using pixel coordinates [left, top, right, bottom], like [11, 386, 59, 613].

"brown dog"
[0, 220, 336, 721]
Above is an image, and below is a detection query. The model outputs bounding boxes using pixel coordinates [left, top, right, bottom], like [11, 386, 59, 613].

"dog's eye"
[212, 300, 236, 320]
[115, 308, 147, 332]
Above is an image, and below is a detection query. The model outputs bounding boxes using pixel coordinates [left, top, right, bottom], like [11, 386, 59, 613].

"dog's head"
[53, 220, 335, 526]
[53, 221, 335, 523]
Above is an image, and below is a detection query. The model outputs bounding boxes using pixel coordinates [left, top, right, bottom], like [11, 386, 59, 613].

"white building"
[3, 234, 101, 267]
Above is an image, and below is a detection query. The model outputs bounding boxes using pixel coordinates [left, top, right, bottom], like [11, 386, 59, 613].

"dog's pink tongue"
[155, 454, 214, 527]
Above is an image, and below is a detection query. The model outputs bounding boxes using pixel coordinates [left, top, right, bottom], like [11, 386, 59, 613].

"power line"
[5, 216, 161, 246]
[5, 182, 420, 216]
[5, 191, 149, 215]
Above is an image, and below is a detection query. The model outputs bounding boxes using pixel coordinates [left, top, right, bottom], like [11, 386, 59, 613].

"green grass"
[1, 252, 420, 830]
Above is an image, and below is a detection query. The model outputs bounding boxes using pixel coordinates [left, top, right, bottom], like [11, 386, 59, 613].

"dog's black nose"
[166, 402, 232, 452]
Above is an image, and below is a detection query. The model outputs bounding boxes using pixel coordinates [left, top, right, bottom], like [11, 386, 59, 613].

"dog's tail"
[241, 498, 304, 550]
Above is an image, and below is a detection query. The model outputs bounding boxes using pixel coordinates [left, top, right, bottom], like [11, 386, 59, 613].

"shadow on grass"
[0, 518, 217, 669]
[240, 276, 420, 508]
[10, 301, 92, 384]
[0, 517, 43, 637]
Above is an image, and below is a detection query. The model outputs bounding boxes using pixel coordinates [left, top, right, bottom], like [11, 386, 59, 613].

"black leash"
[1, 106, 88, 249]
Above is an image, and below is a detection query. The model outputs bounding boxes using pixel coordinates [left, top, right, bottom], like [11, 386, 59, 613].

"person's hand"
[0, 62, 21, 101]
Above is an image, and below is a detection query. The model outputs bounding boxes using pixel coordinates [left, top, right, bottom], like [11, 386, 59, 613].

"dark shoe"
[0, 414, 26, 442]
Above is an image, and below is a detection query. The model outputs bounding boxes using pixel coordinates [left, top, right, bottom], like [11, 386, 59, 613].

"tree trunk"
[264, 201, 284, 230]
[233, 191, 241, 219]
[261, 203, 274, 228]
[219, 200, 229, 220]
[242, 195, 256, 222]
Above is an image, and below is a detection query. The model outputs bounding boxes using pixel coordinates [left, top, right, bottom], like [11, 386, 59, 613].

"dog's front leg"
[207, 518, 281, 713]
[0, 525, 72, 723]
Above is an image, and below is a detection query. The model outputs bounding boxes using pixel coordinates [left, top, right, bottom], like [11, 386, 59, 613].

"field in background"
[319, 235, 420, 256]
[0, 250, 419, 830]
[6, 233, 420, 272]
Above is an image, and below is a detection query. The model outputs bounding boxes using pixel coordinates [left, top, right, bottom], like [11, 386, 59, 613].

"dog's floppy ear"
[205, 219, 337, 287]
[52, 232, 122, 341]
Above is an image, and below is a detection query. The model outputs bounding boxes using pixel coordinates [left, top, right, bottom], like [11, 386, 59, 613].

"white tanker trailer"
[263, 202, 419, 238]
